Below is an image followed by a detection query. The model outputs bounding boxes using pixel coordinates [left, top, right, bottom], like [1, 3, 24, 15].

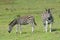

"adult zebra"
[8, 15, 37, 34]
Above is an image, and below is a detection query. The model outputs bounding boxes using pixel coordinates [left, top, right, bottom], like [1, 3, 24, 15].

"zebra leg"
[45, 21, 48, 32]
[31, 23, 35, 32]
[32, 26, 34, 32]
[20, 25, 22, 34]
[16, 25, 19, 33]
[49, 23, 52, 32]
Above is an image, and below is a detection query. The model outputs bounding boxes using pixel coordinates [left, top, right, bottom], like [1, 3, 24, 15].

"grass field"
[0, 0, 60, 40]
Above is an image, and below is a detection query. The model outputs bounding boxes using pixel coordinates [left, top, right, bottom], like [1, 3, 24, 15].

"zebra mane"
[9, 18, 17, 26]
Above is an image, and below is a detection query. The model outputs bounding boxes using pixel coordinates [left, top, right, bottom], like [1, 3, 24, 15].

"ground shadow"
[52, 28, 60, 32]
[22, 32, 27, 34]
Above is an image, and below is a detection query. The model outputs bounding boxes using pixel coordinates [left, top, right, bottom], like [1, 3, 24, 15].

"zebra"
[42, 8, 54, 32]
[8, 15, 37, 34]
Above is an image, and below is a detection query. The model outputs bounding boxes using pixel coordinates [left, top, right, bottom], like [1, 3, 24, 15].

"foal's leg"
[45, 21, 48, 32]
[49, 23, 52, 32]
[20, 25, 22, 34]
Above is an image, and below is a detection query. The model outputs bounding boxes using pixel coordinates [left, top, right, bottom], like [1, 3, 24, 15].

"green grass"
[0, 0, 60, 40]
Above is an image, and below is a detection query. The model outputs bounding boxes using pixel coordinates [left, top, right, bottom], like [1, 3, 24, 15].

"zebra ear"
[50, 8, 54, 10]
[17, 15, 20, 17]
[45, 8, 47, 11]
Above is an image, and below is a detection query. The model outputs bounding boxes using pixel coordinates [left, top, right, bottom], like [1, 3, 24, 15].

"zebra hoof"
[20, 32, 22, 34]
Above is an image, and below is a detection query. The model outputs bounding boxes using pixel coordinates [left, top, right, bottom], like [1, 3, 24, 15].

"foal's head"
[8, 19, 17, 33]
